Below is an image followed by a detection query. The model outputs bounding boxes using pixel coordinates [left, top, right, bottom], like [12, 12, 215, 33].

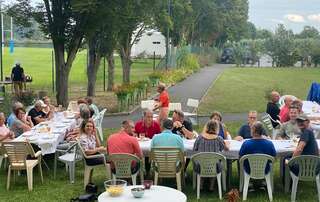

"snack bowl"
[104, 179, 127, 197]
[131, 187, 145, 198]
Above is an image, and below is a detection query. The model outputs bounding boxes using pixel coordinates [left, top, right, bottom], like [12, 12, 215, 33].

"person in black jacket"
[266, 91, 280, 128]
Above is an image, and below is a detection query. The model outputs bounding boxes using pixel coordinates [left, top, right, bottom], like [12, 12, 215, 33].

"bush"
[13, 90, 37, 107]
[114, 84, 134, 98]
[0, 93, 13, 116]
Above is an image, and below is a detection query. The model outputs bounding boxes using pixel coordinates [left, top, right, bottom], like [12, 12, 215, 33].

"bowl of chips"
[104, 179, 127, 197]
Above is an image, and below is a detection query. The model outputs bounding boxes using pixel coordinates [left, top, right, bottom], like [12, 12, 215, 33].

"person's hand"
[27, 116, 32, 122]
[225, 141, 230, 147]
[234, 136, 243, 141]
[8, 131, 15, 139]
[97, 146, 106, 153]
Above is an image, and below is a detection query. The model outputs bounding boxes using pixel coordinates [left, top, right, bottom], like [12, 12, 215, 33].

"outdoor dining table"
[14, 112, 77, 155]
[302, 101, 320, 137]
[139, 138, 320, 189]
[98, 185, 187, 202]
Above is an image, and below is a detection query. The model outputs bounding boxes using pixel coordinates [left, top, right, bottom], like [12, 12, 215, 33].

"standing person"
[11, 62, 25, 95]
[135, 110, 161, 139]
[266, 91, 280, 128]
[153, 83, 170, 123]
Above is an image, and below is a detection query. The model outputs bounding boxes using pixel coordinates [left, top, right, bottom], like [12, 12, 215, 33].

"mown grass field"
[199, 67, 320, 115]
[3, 47, 158, 92]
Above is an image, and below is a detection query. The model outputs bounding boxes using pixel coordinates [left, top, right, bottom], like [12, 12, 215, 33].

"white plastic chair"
[239, 154, 274, 201]
[184, 98, 199, 125]
[78, 141, 111, 189]
[169, 103, 182, 112]
[93, 108, 107, 142]
[3, 141, 43, 191]
[54, 142, 82, 183]
[141, 100, 155, 110]
[191, 152, 227, 200]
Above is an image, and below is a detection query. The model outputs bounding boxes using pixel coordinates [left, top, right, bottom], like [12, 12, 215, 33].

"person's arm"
[234, 126, 244, 141]
[132, 138, 143, 158]
[180, 125, 194, 139]
[33, 116, 46, 124]
[222, 124, 230, 139]
[276, 125, 286, 139]
[16, 119, 32, 132]
[293, 141, 306, 157]
[224, 140, 230, 151]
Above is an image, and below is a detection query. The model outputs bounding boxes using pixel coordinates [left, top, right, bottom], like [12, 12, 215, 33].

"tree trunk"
[107, 52, 115, 91]
[54, 44, 70, 107]
[87, 38, 102, 97]
[119, 46, 132, 84]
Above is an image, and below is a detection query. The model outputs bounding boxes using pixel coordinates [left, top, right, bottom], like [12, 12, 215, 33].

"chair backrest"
[288, 155, 320, 181]
[260, 113, 274, 132]
[191, 152, 226, 177]
[2, 141, 36, 169]
[150, 147, 184, 177]
[66, 142, 82, 161]
[169, 103, 182, 112]
[108, 153, 141, 178]
[240, 154, 274, 179]
[187, 99, 199, 108]
[141, 100, 155, 110]
[67, 101, 79, 112]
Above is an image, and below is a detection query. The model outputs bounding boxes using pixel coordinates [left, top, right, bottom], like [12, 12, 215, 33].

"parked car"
[220, 48, 234, 64]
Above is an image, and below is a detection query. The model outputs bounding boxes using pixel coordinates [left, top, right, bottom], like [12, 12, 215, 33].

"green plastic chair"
[150, 147, 185, 191]
[108, 153, 144, 185]
[239, 154, 274, 201]
[284, 155, 320, 202]
[191, 152, 226, 200]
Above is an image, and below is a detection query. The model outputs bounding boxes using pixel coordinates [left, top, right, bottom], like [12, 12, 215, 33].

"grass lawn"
[199, 67, 320, 115]
[1, 124, 319, 202]
[3, 47, 158, 92]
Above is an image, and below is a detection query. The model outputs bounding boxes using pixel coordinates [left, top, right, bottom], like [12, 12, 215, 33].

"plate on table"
[42, 134, 55, 140]
[22, 131, 34, 137]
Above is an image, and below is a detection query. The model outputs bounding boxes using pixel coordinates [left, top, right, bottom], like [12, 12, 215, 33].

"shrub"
[0, 93, 13, 116]
[13, 90, 37, 107]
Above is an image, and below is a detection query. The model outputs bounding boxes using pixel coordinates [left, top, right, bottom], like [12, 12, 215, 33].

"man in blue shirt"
[235, 111, 267, 141]
[151, 119, 184, 151]
[239, 121, 276, 175]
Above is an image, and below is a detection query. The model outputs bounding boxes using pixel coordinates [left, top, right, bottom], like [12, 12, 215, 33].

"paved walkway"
[103, 64, 231, 128]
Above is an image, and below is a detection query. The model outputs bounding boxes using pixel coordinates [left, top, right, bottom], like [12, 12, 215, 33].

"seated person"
[172, 110, 194, 139]
[239, 122, 276, 175]
[42, 96, 54, 118]
[286, 114, 319, 175]
[76, 105, 91, 127]
[235, 111, 267, 141]
[279, 96, 293, 123]
[7, 101, 24, 128]
[210, 111, 231, 140]
[151, 119, 184, 151]
[193, 120, 229, 190]
[291, 99, 303, 114]
[10, 107, 33, 137]
[135, 109, 161, 139]
[107, 120, 143, 173]
[85, 97, 100, 118]
[266, 91, 280, 128]
[276, 106, 301, 140]
[79, 119, 106, 165]
[28, 100, 48, 125]
[0, 113, 15, 142]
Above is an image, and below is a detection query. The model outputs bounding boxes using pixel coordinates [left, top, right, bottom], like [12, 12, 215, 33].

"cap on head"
[296, 114, 309, 122]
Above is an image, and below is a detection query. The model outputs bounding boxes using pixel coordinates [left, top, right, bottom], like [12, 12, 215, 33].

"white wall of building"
[131, 31, 166, 57]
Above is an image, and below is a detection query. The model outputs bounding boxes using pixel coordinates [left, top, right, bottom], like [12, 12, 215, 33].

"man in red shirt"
[107, 120, 142, 158]
[153, 83, 170, 123]
[135, 110, 161, 139]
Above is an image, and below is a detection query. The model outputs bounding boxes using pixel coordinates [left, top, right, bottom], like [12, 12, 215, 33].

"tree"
[245, 22, 257, 39]
[264, 24, 298, 67]
[8, 0, 95, 106]
[256, 28, 272, 39]
[296, 26, 320, 39]
[116, 0, 159, 84]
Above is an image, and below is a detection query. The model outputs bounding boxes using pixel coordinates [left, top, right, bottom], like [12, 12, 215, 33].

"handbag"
[85, 183, 98, 194]
[70, 194, 96, 202]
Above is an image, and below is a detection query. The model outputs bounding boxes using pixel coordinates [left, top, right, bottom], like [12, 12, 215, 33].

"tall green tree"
[8, 0, 94, 106]
[296, 26, 320, 39]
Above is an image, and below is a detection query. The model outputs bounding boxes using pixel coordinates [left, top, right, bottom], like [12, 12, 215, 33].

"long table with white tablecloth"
[15, 112, 76, 155]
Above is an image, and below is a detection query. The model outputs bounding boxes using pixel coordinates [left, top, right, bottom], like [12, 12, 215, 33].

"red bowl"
[143, 180, 153, 189]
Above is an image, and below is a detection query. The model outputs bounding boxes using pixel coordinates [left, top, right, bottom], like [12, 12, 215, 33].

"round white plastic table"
[98, 185, 187, 202]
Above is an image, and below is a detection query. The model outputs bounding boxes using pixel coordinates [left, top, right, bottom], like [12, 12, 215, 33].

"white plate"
[42, 134, 55, 140]
[55, 124, 66, 128]
[22, 131, 33, 137]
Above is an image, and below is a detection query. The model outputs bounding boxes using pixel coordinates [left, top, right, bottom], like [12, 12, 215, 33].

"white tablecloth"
[98, 185, 187, 202]
[139, 139, 320, 159]
[15, 112, 76, 155]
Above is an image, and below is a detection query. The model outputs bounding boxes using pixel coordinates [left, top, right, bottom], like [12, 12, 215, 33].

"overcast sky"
[4, 0, 320, 33]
